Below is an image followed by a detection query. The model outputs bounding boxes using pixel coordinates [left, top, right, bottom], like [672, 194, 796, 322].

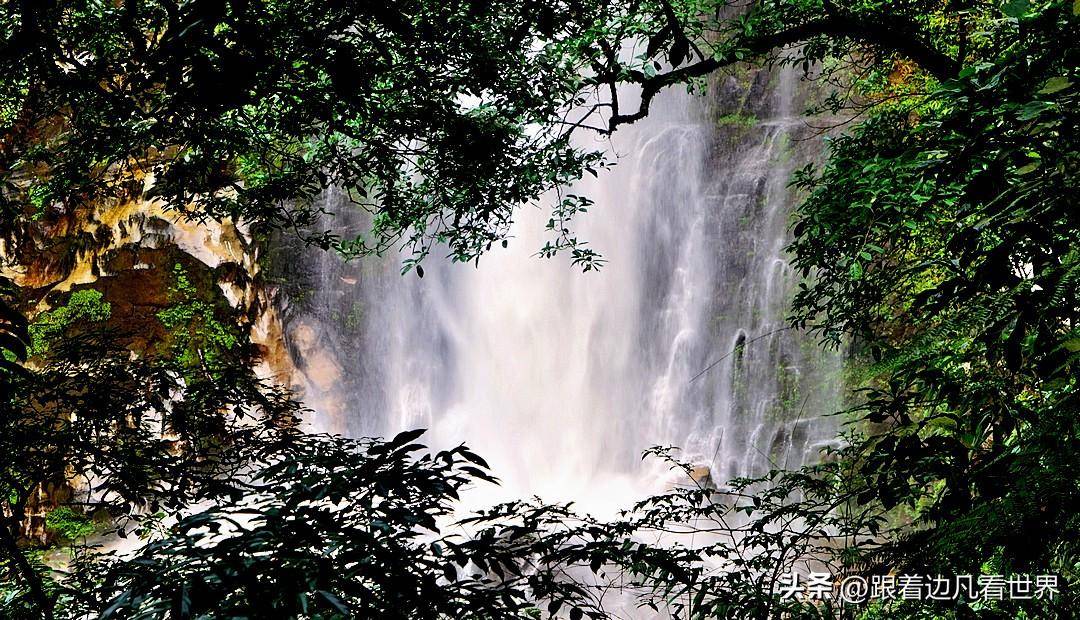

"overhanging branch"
[603, 12, 959, 131]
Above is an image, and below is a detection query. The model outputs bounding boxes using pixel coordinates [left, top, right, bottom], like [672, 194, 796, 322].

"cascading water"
[277, 65, 842, 514]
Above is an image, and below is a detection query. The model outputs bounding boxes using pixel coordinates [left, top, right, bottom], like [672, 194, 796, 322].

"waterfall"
[279, 66, 841, 514]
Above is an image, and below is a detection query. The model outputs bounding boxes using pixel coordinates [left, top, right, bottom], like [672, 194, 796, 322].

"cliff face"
[1, 192, 297, 543]
[4, 191, 294, 370]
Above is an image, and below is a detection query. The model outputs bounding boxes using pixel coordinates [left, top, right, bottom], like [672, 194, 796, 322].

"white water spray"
[283, 69, 841, 515]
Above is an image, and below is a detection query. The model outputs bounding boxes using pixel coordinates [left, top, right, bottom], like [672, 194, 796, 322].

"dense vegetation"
[788, 5, 1080, 613]
[0, 0, 1076, 618]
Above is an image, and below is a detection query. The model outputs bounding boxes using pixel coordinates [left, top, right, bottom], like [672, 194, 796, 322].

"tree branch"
[604, 12, 958, 131]
[0, 521, 53, 619]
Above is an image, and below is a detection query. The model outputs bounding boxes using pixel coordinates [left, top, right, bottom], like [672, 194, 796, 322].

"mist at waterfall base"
[279, 76, 841, 516]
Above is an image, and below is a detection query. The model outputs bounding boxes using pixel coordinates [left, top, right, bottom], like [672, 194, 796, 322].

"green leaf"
[1017, 100, 1052, 121]
[849, 261, 864, 280]
[1037, 77, 1072, 95]
[1001, 0, 1029, 17]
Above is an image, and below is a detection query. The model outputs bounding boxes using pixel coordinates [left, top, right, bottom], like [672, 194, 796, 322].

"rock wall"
[2, 192, 295, 379]
[1, 192, 298, 543]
